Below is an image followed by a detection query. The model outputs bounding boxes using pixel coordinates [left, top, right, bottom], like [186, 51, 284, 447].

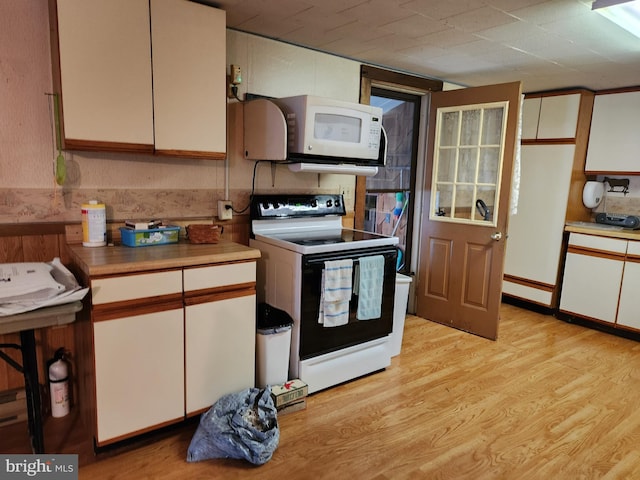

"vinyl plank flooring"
[6, 302, 640, 479]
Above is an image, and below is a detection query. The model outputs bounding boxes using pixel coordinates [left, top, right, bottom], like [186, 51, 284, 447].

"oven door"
[299, 246, 397, 359]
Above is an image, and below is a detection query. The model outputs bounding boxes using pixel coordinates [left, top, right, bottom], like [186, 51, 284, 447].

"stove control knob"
[311, 199, 317, 208]
[335, 199, 341, 208]
[326, 199, 333, 207]
[262, 202, 270, 210]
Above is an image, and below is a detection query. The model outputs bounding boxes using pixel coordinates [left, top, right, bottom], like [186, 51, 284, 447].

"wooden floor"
[9, 303, 640, 479]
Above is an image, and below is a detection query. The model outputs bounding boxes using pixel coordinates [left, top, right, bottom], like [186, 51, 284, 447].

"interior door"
[415, 82, 522, 340]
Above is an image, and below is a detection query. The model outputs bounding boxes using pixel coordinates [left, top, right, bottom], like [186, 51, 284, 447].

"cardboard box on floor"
[271, 379, 308, 408]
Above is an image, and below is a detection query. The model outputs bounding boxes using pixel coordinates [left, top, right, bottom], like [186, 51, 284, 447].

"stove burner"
[294, 237, 345, 246]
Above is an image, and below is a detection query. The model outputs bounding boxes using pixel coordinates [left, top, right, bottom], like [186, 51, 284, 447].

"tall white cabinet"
[502, 90, 594, 308]
[50, 0, 226, 159]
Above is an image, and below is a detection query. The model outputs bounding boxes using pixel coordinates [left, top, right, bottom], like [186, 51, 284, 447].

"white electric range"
[250, 194, 398, 393]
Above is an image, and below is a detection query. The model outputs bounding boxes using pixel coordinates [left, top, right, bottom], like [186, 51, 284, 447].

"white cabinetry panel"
[586, 91, 640, 173]
[55, 0, 153, 145]
[560, 251, 623, 323]
[618, 260, 640, 330]
[151, 0, 226, 155]
[94, 308, 184, 443]
[537, 94, 580, 139]
[185, 294, 256, 413]
[184, 262, 256, 291]
[504, 145, 574, 285]
[91, 271, 182, 305]
[521, 97, 541, 140]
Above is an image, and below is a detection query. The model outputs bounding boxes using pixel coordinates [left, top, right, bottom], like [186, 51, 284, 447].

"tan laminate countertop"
[565, 222, 640, 241]
[67, 240, 261, 277]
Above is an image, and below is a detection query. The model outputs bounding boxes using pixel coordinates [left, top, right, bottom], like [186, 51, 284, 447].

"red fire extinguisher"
[48, 348, 70, 418]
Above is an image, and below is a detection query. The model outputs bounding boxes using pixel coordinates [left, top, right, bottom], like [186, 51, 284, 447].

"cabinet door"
[559, 234, 627, 323]
[521, 97, 541, 140]
[586, 91, 640, 173]
[537, 94, 580, 139]
[54, 0, 154, 150]
[93, 308, 184, 444]
[504, 145, 574, 285]
[185, 294, 256, 414]
[617, 241, 640, 330]
[560, 252, 623, 323]
[150, 0, 226, 158]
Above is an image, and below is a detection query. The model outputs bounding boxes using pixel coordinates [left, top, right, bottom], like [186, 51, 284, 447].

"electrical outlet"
[218, 200, 233, 220]
[230, 64, 242, 85]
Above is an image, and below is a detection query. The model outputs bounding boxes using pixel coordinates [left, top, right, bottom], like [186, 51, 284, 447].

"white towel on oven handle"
[318, 259, 352, 327]
[355, 255, 385, 320]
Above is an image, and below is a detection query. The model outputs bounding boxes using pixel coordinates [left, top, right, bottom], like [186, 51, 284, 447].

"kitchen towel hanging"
[318, 259, 353, 327]
[355, 255, 385, 320]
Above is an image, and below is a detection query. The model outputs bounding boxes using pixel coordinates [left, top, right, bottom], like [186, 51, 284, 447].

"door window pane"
[431, 102, 507, 226]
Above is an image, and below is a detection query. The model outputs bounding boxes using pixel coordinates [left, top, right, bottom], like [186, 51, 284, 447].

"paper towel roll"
[582, 181, 604, 208]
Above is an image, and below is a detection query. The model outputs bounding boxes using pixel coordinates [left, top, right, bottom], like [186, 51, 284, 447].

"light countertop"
[565, 222, 640, 241]
[67, 240, 261, 277]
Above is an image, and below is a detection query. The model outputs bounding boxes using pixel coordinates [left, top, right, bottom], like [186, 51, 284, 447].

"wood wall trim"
[565, 89, 595, 223]
[524, 88, 594, 98]
[0, 223, 67, 236]
[63, 139, 154, 155]
[154, 149, 225, 160]
[360, 65, 443, 93]
[567, 245, 626, 261]
[521, 138, 576, 145]
[503, 274, 554, 291]
[595, 86, 640, 95]
[184, 285, 256, 306]
[92, 297, 184, 321]
[584, 170, 640, 176]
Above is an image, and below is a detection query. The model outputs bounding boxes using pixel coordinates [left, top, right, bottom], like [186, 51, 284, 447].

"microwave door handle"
[379, 126, 388, 165]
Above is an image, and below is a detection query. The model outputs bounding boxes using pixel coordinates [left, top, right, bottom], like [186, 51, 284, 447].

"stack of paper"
[0, 258, 89, 316]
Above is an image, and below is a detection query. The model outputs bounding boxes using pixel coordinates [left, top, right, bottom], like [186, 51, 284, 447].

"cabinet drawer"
[183, 262, 255, 292]
[91, 270, 182, 305]
[568, 233, 627, 254]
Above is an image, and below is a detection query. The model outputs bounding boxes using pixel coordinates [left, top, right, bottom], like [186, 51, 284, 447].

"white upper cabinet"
[151, 0, 226, 158]
[521, 97, 541, 140]
[585, 90, 640, 173]
[521, 94, 581, 140]
[51, 0, 226, 158]
[54, 0, 154, 151]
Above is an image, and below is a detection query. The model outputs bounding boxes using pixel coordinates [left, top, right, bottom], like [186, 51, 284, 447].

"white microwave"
[273, 95, 386, 165]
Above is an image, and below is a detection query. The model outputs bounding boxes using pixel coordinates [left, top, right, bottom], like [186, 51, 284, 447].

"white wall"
[226, 31, 364, 211]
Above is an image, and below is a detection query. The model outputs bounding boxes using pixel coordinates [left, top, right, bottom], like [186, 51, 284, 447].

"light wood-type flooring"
[15, 303, 640, 479]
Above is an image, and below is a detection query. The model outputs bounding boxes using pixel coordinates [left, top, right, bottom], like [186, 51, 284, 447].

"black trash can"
[256, 303, 293, 388]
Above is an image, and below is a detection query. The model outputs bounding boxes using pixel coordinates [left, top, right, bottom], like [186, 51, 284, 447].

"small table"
[0, 301, 82, 454]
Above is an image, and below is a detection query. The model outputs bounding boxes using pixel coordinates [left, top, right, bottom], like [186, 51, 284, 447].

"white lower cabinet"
[94, 308, 185, 443]
[616, 242, 640, 330]
[560, 233, 640, 330]
[559, 250, 624, 324]
[185, 294, 256, 414]
[90, 261, 256, 446]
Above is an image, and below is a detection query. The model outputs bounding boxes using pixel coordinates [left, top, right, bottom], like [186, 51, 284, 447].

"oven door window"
[299, 247, 397, 359]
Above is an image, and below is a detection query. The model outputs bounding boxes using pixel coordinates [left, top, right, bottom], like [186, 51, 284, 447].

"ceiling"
[210, 0, 640, 93]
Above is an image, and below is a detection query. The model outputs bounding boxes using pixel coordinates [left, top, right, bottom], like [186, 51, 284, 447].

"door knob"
[490, 232, 502, 241]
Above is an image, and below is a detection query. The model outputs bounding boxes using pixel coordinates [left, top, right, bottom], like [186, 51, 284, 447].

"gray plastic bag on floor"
[186, 387, 279, 466]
